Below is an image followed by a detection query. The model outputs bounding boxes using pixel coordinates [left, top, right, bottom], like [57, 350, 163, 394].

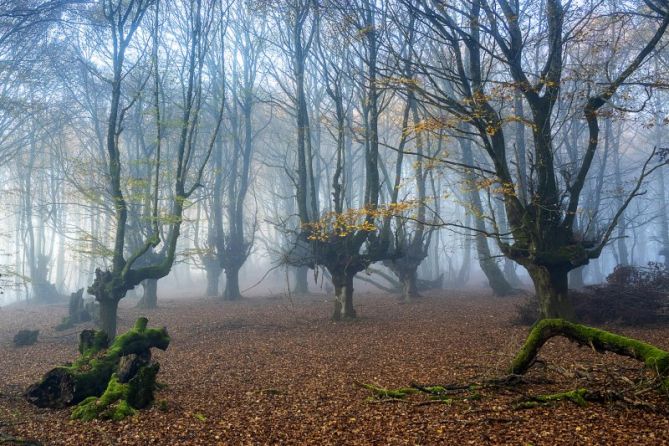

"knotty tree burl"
[406, 0, 669, 318]
[86, 0, 224, 337]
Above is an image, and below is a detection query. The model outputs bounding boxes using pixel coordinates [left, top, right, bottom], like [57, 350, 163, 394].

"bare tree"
[405, 0, 669, 318]
[85, 0, 223, 337]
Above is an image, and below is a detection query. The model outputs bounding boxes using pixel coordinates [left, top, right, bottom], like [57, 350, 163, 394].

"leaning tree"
[406, 0, 669, 318]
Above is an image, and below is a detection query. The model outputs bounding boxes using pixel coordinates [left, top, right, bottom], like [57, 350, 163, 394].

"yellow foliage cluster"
[304, 201, 421, 242]
[490, 182, 516, 197]
[471, 178, 516, 197]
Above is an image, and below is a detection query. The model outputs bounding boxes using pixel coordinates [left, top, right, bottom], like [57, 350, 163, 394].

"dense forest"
[1, 0, 669, 444]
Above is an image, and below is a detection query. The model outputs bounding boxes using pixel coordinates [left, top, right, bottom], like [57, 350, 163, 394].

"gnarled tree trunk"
[26, 317, 169, 412]
[527, 265, 574, 320]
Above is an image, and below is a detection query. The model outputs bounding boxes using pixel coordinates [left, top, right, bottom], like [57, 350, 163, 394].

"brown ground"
[1, 291, 669, 445]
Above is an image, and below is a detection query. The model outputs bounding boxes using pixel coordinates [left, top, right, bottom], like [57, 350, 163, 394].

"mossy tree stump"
[25, 317, 169, 420]
[510, 318, 669, 384]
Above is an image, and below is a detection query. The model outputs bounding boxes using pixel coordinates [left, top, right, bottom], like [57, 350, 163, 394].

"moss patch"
[510, 318, 669, 377]
[26, 318, 169, 412]
[514, 388, 589, 410]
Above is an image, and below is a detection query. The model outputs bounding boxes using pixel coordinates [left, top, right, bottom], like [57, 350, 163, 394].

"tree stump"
[55, 288, 94, 331]
[13, 329, 39, 347]
[25, 318, 169, 420]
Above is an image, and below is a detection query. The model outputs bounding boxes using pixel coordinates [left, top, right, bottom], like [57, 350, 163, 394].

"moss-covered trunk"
[332, 269, 356, 320]
[136, 279, 158, 309]
[510, 318, 669, 378]
[88, 269, 127, 339]
[528, 265, 574, 320]
[26, 317, 169, 413]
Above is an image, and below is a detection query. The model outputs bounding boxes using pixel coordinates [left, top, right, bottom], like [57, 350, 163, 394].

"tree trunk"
[136, 279, 158, 309]
[527, 266, 574, 320]
[223, 266, 241, 301]
[459, 136, 513, 295]
[292, 266, 309, 295]
[99, 298, 120, 340]
[503, 259, 523, 288]
[658, 166, 669, 266]
[477, 240, 515, 296]
[332, 270, 356, 321]
[400, 268, 419, 302]
[456, 234, 471, 286]
[205, 266, 221, 298]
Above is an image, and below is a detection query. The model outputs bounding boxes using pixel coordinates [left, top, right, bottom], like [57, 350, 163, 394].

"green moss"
[27, 318, 169, 412]
[68, 318, 166, 420]
[61, 318, 168, 401]
[71, 374, 135, 421]
[538, 388, 588, 406]
[510, 319, 669, 377]
[126, 362, 159, 408]
[514, 388, 588, 410]
[111, 400, 137, 421]
[71, 360, 159, 422]
[422, 385, 446, 394]
[79, 330, 110, 356]
[358, 383, 418, 399]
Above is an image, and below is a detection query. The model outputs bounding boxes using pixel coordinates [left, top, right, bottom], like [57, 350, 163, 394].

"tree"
[406, 0, 669, 318]
[217, 2, 263, 301]
[86, 0, 223, 337]
[292, 0, 400, 319]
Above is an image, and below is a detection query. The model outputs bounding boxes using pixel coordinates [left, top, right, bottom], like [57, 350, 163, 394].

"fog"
[0, 0, 667, 328]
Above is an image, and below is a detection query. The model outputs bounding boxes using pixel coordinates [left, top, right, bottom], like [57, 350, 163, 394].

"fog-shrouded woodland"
[2, 0, 669, 444]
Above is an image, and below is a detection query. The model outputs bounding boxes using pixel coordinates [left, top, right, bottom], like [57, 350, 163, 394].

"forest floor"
[1, 290, 669, 445]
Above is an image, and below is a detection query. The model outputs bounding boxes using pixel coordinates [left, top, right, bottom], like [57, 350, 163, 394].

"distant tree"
[0, 0, 76, 167]
[217, 2, 263, 301]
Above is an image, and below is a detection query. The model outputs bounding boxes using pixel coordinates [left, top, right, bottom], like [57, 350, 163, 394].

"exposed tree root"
[510, 319, 669, 383]
[358, 320, 669, 412]
[513, 388, 590, 409]
[513, 388, 661, 411]
[355, 382, 418, 400]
